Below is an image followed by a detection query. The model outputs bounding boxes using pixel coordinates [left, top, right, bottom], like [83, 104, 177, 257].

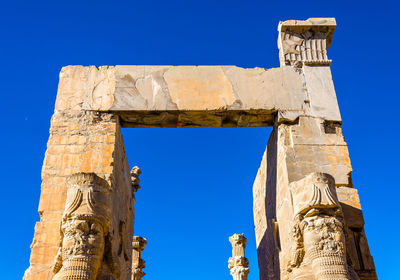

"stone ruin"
[24, 18, 377, 280]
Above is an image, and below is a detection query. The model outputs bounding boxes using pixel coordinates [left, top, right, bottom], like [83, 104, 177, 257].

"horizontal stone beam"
[56, 63, 340, 127]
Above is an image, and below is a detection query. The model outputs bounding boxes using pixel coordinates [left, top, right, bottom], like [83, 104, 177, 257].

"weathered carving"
[52, 173, 120, 280]
[286, 172, 358, 280]
[131, 166, 142, 196]
[278, 18, 336, 67]
[228, 234, 250, 280]
[22, 18, 378, 280]
[131, 236, 147, 280]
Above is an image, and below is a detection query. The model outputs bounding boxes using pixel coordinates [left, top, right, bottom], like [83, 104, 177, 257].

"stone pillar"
[253, 19, 377, 280]
[24, 67, 135, 280]
[131, 236, 147, 280]
[254, 117, 377, 280]
[228, 234, 250, 280]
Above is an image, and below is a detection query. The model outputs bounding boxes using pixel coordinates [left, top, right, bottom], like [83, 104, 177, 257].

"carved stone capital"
[278, 18, 336, 67]
[132, 236, 147, 252]
[229, 233, 247, 248]
[131, 166, 142, 193]
[228, 256, 249, 269]
[229, 233, 247, 259]
[287, 172, 351, 280]
[131, 236, 147, 280]
[230, 266, 250, 280]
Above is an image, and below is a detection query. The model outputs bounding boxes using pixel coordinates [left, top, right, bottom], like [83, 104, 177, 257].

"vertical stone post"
[228, 234, 250, 280]
[253, 18, 377, 280]
[131, 236, 147, 280]
[24, 66, 135, 280]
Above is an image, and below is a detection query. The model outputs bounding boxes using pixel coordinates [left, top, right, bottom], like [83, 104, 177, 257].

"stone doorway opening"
[122, 127, 272, 280]
[24, 18, 377, 280]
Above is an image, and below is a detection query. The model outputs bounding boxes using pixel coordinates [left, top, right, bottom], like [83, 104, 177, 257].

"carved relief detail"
[278, 18, 336, 67]
[286, 172, 356, 280]
[52, 173, 120, 280]
[131, 236, 147, 280]
[131, 166, 141, 194]
[228, 234, 250, 280]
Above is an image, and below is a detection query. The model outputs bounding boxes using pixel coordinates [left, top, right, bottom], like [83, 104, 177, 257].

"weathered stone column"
[131, 236, 147, 280]
[24, 67, 135, 280]
[228, 234, 250, 280]
[253, 18, 377, 280]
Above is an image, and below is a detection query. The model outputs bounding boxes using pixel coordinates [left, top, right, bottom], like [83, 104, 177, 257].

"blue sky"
[0, 0, 398, 279]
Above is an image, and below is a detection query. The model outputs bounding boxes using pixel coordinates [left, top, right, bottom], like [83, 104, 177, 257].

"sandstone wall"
[253, 116, 377, 280]
[253, 130, 279, 279]
[111, 125, 135, 280]
[252, 18, 377, 279]
[24, 98, 134, 279]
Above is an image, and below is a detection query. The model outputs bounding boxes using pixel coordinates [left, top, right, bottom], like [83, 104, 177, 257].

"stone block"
[337, 187, 364, 228]
[54, 64, 342, 127]
[303, 66, 341, 121]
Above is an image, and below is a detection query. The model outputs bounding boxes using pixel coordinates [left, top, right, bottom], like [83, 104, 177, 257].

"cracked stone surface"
[25, 18, 377, 280]
[55, 65, 341, 127]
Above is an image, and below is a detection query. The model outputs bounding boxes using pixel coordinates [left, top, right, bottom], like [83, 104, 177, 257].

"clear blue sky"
[0, 0, 398, 279]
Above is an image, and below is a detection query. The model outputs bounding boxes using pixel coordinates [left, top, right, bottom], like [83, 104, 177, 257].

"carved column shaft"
[228, 234, 249, 280]
[130, 167, 146, 280]
[131, 236, 147, 280]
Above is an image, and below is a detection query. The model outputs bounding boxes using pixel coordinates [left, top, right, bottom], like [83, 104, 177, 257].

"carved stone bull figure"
[52, 173, 120, 280]
[286, 172, 359, 280]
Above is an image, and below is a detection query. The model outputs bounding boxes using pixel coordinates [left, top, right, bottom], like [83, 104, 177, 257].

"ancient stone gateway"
[24, 18, 377, 280]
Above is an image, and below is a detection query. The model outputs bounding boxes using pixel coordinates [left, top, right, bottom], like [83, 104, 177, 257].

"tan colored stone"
[54, 63, 342, 126]
[131, 236, 146, 280]
[25, 111, 134, 280]
[337, 187, 364, 228]
[278, 18, 336, 67]
[26, 18, 376, 280]
[228, 234, 249, 280]
[55, 66, 115, 111]
[50, 173, 118, 280]
[165, 66, 236, 110]
[253, 115, 376, 280]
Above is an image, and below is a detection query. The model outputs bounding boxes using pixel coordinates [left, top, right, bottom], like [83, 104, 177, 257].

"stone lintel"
[55, 64, 342, 126]
[117, 109, 276, 128]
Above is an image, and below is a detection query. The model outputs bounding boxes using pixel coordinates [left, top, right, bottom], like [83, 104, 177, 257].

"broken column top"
[132, 236, 147, 251]
[278, 18, 337, 67]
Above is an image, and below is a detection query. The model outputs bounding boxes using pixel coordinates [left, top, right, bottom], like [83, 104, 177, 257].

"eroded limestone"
[55, 63, 341, 127]
[229, 234, 250, 280]
[25, 17, 376, 280]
